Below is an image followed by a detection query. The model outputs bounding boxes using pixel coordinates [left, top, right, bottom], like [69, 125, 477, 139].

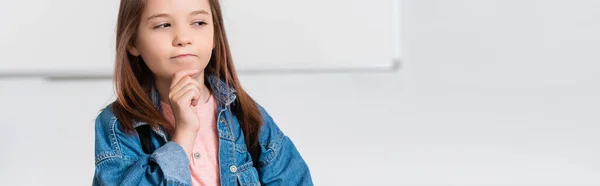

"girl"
[93, 0, 313, 185]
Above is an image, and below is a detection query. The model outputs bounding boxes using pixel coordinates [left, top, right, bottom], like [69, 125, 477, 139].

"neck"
[155, 70, 211, 105]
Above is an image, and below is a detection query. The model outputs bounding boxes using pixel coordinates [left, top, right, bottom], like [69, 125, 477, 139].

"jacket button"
[194, 152, 201, 159]
[220, 117, 226, 124]
[230, 165, 237, 173]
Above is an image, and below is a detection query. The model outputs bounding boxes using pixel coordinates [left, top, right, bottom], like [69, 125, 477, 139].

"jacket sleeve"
[92, 107, 191, 186]
[255, 106, 314, 186]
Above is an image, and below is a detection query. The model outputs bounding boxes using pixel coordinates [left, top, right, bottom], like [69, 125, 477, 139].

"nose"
[173, 28, 192, 47]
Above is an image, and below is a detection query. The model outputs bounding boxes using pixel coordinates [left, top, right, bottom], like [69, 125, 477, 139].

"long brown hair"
[111, 0, 263, 148]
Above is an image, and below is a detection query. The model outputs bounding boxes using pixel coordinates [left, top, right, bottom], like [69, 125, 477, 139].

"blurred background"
[1, 0, 599, 185]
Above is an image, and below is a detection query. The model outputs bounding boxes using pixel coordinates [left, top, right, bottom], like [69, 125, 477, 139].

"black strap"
[135, 125, 153, 154]
[249, 143, 261, 167]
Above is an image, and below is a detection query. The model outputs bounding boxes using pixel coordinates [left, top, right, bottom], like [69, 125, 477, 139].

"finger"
[177, 87, 200, 107]
[170, 83, 198, 102]
[171, 84, 200, 106]
[170, 69, 199, 89]
[170, 76, 202, 96]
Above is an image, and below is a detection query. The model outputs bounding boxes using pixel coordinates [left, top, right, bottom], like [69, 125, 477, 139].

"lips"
[171, 53, 197, 58]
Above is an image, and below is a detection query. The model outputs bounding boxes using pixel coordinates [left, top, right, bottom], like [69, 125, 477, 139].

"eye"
[193, 21, 207, 26]
[153, 23, 171, 29]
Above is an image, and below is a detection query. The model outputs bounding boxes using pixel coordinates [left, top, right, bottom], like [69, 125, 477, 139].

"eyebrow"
[146, 10, 209, 21]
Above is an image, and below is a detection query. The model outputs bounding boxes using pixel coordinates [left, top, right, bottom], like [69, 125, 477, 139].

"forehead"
[142, 0, 212, 16]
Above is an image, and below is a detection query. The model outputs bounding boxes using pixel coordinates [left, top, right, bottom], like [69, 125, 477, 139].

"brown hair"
[111, 0, 263, 148]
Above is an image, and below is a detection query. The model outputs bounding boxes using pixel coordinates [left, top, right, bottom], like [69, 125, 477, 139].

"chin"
[170, 63, 208, 73]
[174, 62, 200, 70]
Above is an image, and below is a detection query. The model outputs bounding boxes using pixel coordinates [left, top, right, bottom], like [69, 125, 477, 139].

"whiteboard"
[0, 0, 400, 77]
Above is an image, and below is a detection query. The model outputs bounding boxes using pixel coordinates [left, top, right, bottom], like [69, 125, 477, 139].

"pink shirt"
[160, 95, 221, 186]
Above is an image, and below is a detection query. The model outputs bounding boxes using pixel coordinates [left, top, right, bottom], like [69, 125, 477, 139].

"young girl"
[93, 0, 313, 185]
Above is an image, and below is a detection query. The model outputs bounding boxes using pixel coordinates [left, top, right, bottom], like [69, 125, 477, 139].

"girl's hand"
[168, 69, 203, 132]
[168, 69, 204, 158]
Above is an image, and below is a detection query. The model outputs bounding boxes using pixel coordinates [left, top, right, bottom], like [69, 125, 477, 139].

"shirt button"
[229, 165, 237, 173]
[194, 152, 201, 159]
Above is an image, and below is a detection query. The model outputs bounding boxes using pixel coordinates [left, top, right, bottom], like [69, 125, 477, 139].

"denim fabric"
[93, 74, 313, 186]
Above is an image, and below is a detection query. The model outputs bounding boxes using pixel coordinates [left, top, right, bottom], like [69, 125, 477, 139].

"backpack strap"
[135, 125, 153, 154]
[248, 143, 261, 167]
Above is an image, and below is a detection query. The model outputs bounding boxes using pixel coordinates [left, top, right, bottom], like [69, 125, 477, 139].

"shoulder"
[95, 104, 120, 141]
[94, 104, 122, 164]
[255, 103, 286, 152]
[96, 104, 118, 131]
[95, 104, 126, 142]
[253, 103, 309, 169]
[253, 104, 286, 167]
[94, 103, 142, 164]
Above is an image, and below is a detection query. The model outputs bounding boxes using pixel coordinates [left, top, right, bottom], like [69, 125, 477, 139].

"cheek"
[197, 34, 214, 63]
[137, 35, 172, 77]
[139, 33, 171, 57]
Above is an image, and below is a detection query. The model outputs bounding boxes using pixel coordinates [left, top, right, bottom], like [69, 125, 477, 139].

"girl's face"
[128, 0, 214, 80]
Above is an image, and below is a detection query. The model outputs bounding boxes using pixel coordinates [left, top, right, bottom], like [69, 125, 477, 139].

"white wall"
[390, 0, 600, 185]
[1, 0, 600, 185]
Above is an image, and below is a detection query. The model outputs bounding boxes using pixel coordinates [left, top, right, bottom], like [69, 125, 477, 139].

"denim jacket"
[93, 74, 313, 186]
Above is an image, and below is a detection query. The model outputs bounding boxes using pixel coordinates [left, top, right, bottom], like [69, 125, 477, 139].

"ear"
[127, 45, 140, 56]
